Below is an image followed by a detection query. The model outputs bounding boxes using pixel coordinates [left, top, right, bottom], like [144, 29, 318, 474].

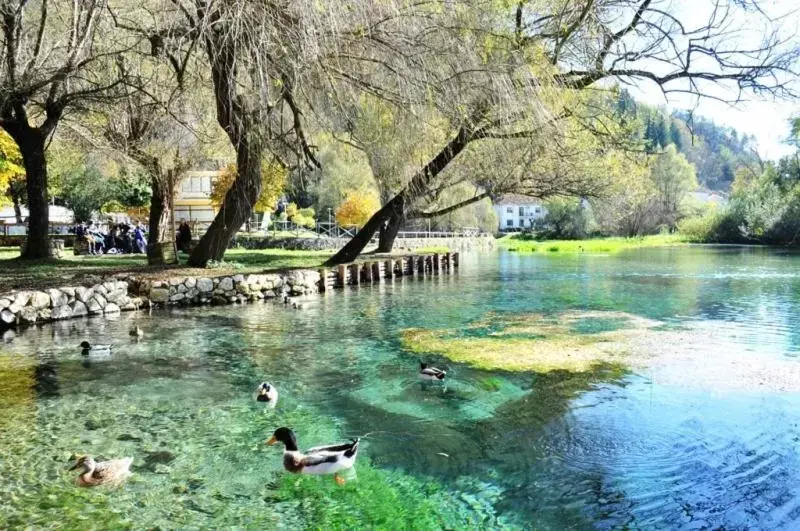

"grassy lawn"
[0, 247, 332, 292]
[497, 233, 686, 254]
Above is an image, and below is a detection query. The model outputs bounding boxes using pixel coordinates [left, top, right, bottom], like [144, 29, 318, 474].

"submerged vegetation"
[401, 311, 661, 373]
[497, 234, 686, 254]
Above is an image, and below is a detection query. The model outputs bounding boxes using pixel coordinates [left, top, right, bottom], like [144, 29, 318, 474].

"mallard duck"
[129, 326, 144, 338]
[266, 427, 359, 485]
[256, 382, 278, 407]
[419, 362, 446, 381]
[79, 341, 112, 355]
[69, 455, 133, 487]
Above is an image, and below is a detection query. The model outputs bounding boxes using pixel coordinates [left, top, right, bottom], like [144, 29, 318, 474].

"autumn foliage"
[0, 130, 24, 205]
[210, 161, 287, 212]
[335, 189, 380, 227]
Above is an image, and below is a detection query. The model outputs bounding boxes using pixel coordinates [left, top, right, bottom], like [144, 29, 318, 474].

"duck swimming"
[256, 382, 278, 407]
[419, 362, 446, 381]
[267, 427, 359, 485]
[69, 455, 133, 487]
[129, 326, 144, 338]
[79, 341, 112, 355]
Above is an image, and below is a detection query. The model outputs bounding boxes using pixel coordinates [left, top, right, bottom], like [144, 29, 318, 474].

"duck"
[292, 301, 304, 310]
[256, 382, 278, 407]
[129, 326, 144, 338]
[266, 427, 359, 485]
[419, 362, 447, 381]
[69, 455, 133, 487]
[79, 341, 112, 355]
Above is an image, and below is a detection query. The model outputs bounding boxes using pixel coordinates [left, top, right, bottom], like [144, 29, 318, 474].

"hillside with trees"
[616, 90, 762, 191]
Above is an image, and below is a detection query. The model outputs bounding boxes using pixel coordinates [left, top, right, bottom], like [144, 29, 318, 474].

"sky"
[626, 0, 799, 160]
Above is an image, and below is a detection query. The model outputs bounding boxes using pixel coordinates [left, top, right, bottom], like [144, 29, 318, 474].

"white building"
[174, 170, 219, 230]
[493, 194, 547, 231]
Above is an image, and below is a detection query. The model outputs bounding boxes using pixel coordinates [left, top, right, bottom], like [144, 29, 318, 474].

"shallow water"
[2, 246, 800, 529]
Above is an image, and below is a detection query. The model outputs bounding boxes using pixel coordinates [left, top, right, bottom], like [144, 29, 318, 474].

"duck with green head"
[266, 427, 359, 485]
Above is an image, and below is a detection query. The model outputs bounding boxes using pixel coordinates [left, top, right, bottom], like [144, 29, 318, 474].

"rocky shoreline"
[0, 252, 457, 331]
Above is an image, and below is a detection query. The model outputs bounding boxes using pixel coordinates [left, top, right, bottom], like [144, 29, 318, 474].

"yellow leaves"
[0, 130, 24, 205]
[335, 189, 380, 227]
[209, 160, 287, 213]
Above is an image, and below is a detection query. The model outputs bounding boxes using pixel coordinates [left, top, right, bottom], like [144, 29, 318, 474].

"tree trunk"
[325, 195, 400, 265]
[16, 130, 50, 259]
[326, 126, 473, 265]
[377, 207, 404, 253]
[147, 176, 171, 246]
[11, 188, 23, 223]
[188, 138, 263, 267]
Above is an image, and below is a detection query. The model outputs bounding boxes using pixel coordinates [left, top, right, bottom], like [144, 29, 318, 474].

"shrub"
[677, 211, 723, 242]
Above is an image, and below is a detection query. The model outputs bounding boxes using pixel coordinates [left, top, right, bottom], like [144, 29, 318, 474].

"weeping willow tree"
[321, 0, 798, 264]
[115, 0, 796, 265]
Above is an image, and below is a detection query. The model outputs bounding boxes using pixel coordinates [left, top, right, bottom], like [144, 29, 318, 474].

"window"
[506, 207, 513, 213]
[534, 207, 541, 214]
[519, 206, 525, 216]
[506, 219, 513, 227]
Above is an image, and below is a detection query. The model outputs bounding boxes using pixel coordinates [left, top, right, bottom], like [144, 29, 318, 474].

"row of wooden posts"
[318, 252, 459, 291]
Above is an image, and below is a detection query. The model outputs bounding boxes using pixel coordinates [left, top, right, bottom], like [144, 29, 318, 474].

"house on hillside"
[493, 194, 547, 231]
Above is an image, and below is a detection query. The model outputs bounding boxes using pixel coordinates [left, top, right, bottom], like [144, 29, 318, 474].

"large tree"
[324, 0, 797, 264]
[0, 0, 133, 258]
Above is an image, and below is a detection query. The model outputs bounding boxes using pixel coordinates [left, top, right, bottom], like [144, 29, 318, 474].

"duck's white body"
[256, 383, 278, 408]
[73, 456, 133, 487]
[268, 428, 359, 484]
[285, 443, 359, 475]
[419, 363, 446, 381]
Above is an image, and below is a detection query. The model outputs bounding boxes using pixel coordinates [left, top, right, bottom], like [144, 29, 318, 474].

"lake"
[1, 246, 799, 529]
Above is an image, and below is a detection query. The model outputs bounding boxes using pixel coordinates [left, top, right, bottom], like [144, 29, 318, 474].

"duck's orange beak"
[266, 436, 277, 446]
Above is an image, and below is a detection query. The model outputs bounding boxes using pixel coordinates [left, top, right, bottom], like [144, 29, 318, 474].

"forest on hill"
[616, 90, 762, 192]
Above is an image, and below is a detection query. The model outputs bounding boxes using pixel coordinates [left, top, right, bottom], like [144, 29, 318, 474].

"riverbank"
[0, 251, 459, 330]
[0, 247, 331, 292]
[497, 233, 686, 253]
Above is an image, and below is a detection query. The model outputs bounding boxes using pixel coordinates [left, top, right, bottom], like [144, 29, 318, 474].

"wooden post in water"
[337, 264, 347, 287]
[349, 264, 360, 285]
[453, 252, 460, 268]
[385, 259, 394, 279]
[417, 256, 425, 275]
[372, 261, 381, 282]
[363, 262, 372, 284]
[433, 254, 440, 273]
[318, 268, 328, 292]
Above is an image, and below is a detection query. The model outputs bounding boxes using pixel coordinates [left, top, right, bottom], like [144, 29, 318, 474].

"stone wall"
[132, 270, 321, 306]
[0, 279, 143, 327]
[0, 270, 322, 330]
[0, 252, 456, 330]
[230, 234, 494, 252]
[392, 235, 495, 253]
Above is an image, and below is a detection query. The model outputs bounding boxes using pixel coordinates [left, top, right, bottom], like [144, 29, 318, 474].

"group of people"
[73, 221, 147, 255]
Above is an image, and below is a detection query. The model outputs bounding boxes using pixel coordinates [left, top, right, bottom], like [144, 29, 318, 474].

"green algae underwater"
[3, 246, 800, 529]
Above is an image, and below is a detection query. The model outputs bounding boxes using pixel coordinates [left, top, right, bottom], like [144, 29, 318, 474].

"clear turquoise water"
[2, 246, 800, 529]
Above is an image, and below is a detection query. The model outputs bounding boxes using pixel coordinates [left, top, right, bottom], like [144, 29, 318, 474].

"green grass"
[497, 233, 686, 254]
[0, 247, 332, 292]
